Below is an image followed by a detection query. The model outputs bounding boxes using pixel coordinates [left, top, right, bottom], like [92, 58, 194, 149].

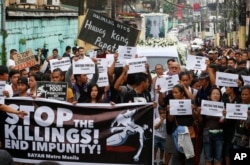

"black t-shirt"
[123, 90, 152, 103]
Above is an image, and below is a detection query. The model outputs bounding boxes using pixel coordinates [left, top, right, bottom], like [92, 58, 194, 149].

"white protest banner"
[97, 58, 108, 73]
[215, 71, 238, 87]
[241, 75, 250, 85]
[72, 59, 95, 74]
[126, 57, 147, 74]
[155, 75, 179, 92]
[201, 100, 224, 117]
[186, 55, 207, 70]
[118, 45, 137, 59]
[50, 57, 71, 72]
[226, 103, 248, 120]
[97, 72, 109, 87]
[2, 98, 153, 164]
[0, 81, 5, 96]
[169, 99, 192, 115]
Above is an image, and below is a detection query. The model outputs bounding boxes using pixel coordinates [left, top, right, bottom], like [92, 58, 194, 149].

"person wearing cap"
[195, 72, 212, 106]
[13, 77, 29, 97]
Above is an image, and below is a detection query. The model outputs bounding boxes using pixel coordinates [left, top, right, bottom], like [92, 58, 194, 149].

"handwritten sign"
[186, 55, 207, 70]
[50, 57, 71, 72]
[78, 10, 140, 52]
[169, 99, 192, 115]
[72, 59, 95, 75]
[226, 103, 248, 120]
[12, 50, 36, 70]
[155, 75, 179, 92]
[126, 57, 147, 74]
[215, 72, 238, 87]
[201, 100, 224, 117]
[118, 46, 137, 59]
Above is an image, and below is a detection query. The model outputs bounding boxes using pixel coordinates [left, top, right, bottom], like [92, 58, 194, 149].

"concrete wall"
[0, 12, 78, 64]
[5, 17, 77, 58]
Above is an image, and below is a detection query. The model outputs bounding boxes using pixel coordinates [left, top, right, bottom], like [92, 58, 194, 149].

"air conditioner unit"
[16, 0, 37, 4]
[45, 0, 60, 6]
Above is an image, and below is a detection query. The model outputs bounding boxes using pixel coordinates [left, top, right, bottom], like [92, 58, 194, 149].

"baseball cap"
[208, 50, 214, 54]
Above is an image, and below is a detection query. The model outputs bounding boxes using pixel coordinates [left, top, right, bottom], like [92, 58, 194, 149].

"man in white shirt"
[7, 49, 17, 70]
[0, 65, 13, 97]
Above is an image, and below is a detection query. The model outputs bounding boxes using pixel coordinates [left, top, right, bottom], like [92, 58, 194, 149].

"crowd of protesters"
[0, 44, 250, 165]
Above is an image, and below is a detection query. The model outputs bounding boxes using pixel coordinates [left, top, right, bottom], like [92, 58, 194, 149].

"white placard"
[118, 45, 137, 59]
[155, 75, 179, 92]
[97, 72, 109, 87]
[126, 57, 147, 74]
[97, 58, 108, 73]
[106, 54, 125, 68]
[186, 55, 207, 70]
[215, 71, 238, 87]
[72, 59, 95, 74]
[169, 99, 192, 115]
[241, 75, 250, 85]
[226, 103, 248, 120]
[49, 57, 71, 72]
[201, 100, 224, 117]
[0, 81, 5, 97]
[40, 60, 48, 73]
[0, 97, 4, 104]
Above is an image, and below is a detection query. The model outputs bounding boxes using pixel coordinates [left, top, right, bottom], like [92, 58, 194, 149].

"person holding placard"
[123, 72, 152, 103]
[51, 68, 74, 103]
[231, 85, 250, 149]
[6, 49, 17, 70]
[222, 86, 241, 165]
[199, 87, 225, 165]
[166, 84, 198, 165]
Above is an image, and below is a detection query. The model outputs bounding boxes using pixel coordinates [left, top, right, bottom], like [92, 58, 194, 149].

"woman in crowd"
[85, 84, 108, 103]
[165, 84, 199, 165]
[13, 77, 29, 97]
[27, 73, 42, 97]
[200, 87, 224, 165]
[179, 71, 198, 101]
[231, 85, 250, 149]
[222, 86, 241, 165]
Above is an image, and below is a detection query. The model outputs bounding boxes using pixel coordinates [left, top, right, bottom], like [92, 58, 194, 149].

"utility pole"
[239, 0, 246, 49]
[233, 0, 237, 46]
[215, 0, 219, 47]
